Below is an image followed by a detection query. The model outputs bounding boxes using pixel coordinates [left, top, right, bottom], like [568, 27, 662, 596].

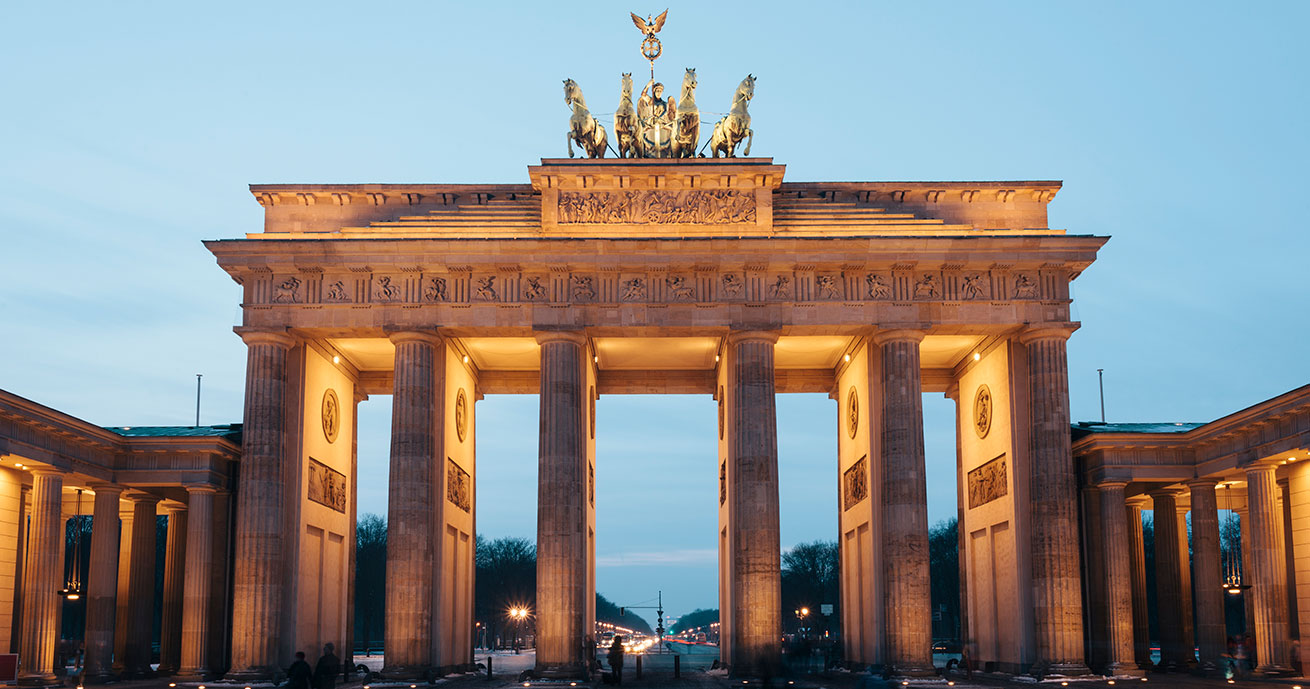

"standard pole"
[1097, 368, 1105, 423]
[195, 373, 203, 426]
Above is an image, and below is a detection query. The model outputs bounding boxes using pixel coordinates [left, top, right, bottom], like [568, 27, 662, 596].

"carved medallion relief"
[967, 455, 1007, 509]
[455, 388, 468, 442]
[846, 386, 859, 439]
[321, 389, 340, 443]
[973, 384, 992, 439]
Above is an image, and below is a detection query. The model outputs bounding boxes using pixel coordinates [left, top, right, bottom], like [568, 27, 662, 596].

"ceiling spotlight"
[594, 355, 599, 363]
[332, 355, 340, 364]
[844, 354, 851, 363]
[463, 355, 470, 364]
[973, 352, 981, 361]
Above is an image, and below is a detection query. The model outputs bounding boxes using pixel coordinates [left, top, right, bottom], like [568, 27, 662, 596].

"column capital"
[164, 502, 188, 515]
[1018, 323, 1080, 344]
[1146, 486, 1182, 501]
[387, 329, 444, 347]
[183, 483, 219, 496]
[1096, 480, 1131, 491]
[125, 491, 161, 506]
[1186, 477, 1220, 490]
[534, 329, 587, 346]
[235, 327, 296, 349]
[88, 482, 125, 497]
[1245, 462, 1280, 478]
[28, 467, 64, 479]
[726, 330, 779, 346]
[872, 328, 925, 346]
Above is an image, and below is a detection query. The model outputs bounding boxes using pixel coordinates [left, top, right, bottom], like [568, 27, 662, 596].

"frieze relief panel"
[843, 456, 869, 511]
[557, 190, 757, 225]
[307, 458, 348, 513]
[447, 458, 471, 513]
[251, 268, 1055, 306]
[967, 455, 1008, 509]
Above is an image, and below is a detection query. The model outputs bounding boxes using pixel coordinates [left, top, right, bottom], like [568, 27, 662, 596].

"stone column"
[1246, 464, 1293, 674]
[1286, 461, 1310, 671]
[16, 470, 62, 686]
[1239, 506, 1256, 635]
[874, 329, 933, 676]
[1176, 504, 1196, 665]
[83, 484, 123, 683]
[1098, 482, 1143, 676]
[159, 504, 188, 674]
[122, 493, 160, 677]
[535, 331, 589, 677]
[1149, 489, 1188, 670]
[1189, 479, 1227, 671]
[383, 331, 443, 678]
[111, 501, 134, 674]
[1126, 498, 1151, 669]
[726, 331, 782, 676]
[229, 329, 295, 679]
[178, 485, 217, 679]
[1020, 326, 1090, 675]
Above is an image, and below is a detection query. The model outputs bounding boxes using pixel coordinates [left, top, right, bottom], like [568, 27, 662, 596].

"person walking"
[286, 652, 313, 689]
[607, 636, 626, 686]
[313, 642, 341, 689]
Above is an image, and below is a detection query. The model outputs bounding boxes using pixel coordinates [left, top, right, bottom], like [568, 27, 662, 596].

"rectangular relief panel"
[843, 455, 869, 511]
[446, 458, 471, 513]
[967, 454, 1007, 509]
[307, 457, 348, 513]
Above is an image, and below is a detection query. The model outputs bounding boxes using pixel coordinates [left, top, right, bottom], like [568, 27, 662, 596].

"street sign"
[820, 604, 834, 615]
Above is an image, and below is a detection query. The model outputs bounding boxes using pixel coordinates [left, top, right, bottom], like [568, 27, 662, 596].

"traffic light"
[619, 607, 625, 616]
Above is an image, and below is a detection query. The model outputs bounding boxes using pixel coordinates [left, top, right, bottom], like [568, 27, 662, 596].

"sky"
[2, 2, 1307, 623]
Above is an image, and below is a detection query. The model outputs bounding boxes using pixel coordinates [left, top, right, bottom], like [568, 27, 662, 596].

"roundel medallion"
[321, 388, 340, 443]
[455, 388, 468, 443]
[846, 386, 859, 439]
[718, 385, 725, 440]
[973, 384, 992, 439]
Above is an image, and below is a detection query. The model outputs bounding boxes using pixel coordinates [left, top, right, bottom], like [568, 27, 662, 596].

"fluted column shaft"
[83, 484, 123, 683]
[535, 331, 589, 676]
[1286, 462, 1310, 671]
[1021, 328, 1089, 675]
[229, 330, 295, 678]
[1126, 500, 1151, 668]
[179, 486, 217, 679]
[383, 331, 443, 678]
[1247, 465, 1292, 674]
[1098, 483, 1142, 676]
[1149, 490, 1188, 668]
[875, 330, 933, 676]
[16, 470, 62, 686]
[1189, 480, 1227, 670]
[726, 331, 782, 676]
[123, 494, 159, 677]
[159, 506, 187, 674]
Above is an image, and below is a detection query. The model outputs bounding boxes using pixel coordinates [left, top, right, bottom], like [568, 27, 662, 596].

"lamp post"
[508, 607, 531, 654]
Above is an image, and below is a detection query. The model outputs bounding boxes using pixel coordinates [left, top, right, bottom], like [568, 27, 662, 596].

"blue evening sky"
[2, 2, 1306, 622]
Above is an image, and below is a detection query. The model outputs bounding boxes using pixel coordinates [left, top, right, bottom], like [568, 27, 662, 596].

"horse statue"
[564, 78, 608, 159]
[708, 74, 755, 158]
[672, 68, 699, 159]
[614, 73, 638, 159]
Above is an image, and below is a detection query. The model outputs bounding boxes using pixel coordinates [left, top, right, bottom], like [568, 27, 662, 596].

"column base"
[80, 671, 119, 685]
[532, 663, 589, 680]
[224, 666, 279, 682]
[1103, 662, 1146, 678]
[1034, 661, 1093, 679]
[380, 664, 433, 680]
[1254, 664, 1295, 677]
[16, 674, 61, 688]
[887, 663, 938, 679]
[174, 669, 211, 681]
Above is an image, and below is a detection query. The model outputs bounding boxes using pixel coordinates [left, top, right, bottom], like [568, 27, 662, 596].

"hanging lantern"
[1220, 482, 1250, 594]
[60, 489, 84, 601]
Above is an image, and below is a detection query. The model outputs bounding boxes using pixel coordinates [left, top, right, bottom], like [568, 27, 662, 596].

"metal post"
[1097, 368, 1105, 422]
[674, 654, 681, 679]
[636, 655, 642, 679]
[486, 656, 492, 680]
[195, 373, 203, 426]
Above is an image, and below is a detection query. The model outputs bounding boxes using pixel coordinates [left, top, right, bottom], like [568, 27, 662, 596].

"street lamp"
[508, 606, 531, 654]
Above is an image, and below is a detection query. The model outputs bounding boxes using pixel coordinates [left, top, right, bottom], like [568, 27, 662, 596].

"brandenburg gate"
[205, 157, 1105, 678]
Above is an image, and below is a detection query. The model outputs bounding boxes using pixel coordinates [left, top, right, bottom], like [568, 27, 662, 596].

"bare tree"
[355, 513, 386, 652]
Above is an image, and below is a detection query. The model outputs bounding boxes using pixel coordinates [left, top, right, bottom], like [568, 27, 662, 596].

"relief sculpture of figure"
[637, 79, 676, 158]
[614, 73, 638, 159]
[564, 79, 609, 159]
[672, 68, 699, 159]
[709, 75, 754, 158]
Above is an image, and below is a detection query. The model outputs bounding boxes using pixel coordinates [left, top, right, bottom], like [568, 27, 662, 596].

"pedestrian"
[608, 635, 626, 686]
[287, 651, 312, 689]
[313, 642, 341, 689]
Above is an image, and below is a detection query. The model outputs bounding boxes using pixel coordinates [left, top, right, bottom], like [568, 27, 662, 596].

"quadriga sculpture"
[709, 74, 755, 158]
[614, 73, 638, 159]
[672, 68, 699, 159]
[564, 78, 608, 159]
